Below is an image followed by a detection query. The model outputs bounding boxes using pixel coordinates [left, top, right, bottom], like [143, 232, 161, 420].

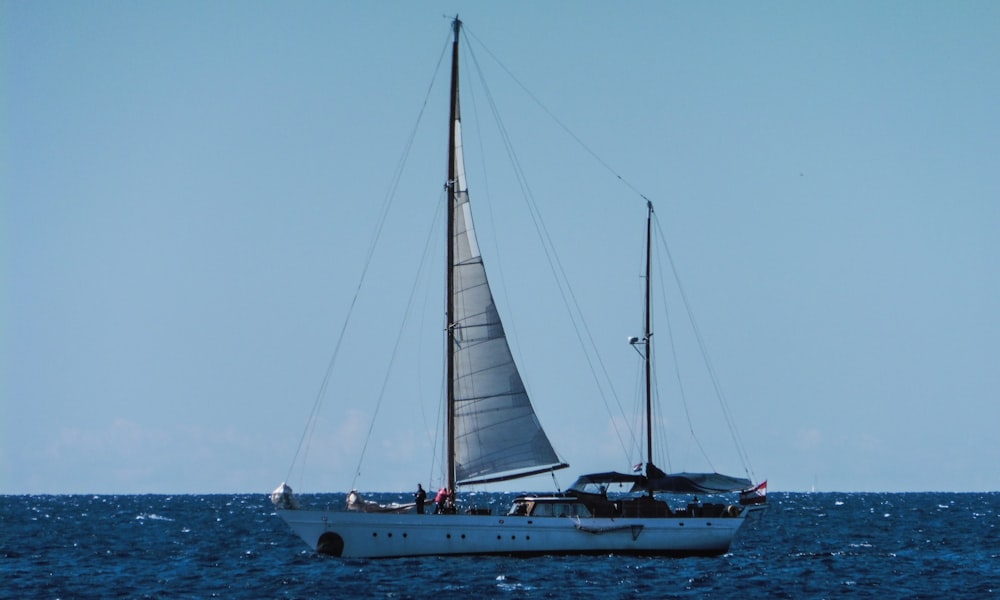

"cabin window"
[507, 502, 529, 516]
[529, 503, 592, 518]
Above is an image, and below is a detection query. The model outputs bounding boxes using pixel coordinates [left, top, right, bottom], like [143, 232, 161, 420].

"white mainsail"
[449, 117, 566, 485]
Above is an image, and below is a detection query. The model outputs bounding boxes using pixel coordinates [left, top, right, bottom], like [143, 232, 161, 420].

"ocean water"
[2, 492, 997, 598]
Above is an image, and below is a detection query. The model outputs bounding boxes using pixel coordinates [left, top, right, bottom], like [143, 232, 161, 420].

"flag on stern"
[739, 480, 767, 505]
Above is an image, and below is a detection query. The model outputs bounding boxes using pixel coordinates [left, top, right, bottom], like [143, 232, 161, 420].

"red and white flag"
[739, 480, 767, 505]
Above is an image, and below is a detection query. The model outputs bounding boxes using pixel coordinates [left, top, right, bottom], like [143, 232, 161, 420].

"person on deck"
[415, 484, 427, 514]
[434, 487, 447, 514]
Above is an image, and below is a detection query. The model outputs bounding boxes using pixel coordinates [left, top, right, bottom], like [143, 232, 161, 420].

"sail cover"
[644, 472, 752, 494]
[450, 119, 567, 485]
[643, 462, 750, 493]
[568, 469, 751, 495]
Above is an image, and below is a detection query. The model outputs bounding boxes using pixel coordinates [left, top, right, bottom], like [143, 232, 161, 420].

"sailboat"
[273, 18, 764, 558]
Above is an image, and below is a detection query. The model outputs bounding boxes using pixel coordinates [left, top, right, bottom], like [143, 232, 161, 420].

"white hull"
[278, 508, 758, 558]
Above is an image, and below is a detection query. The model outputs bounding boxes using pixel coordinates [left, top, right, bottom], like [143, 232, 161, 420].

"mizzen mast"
[644, 201, 654, 471]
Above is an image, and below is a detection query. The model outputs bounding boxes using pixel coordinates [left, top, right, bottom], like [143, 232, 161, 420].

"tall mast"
[446, 16, 461, 494]
[644, 201, 654, 470]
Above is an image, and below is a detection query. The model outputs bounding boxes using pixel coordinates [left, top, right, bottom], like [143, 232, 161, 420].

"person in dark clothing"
[415, 484, 427, 514]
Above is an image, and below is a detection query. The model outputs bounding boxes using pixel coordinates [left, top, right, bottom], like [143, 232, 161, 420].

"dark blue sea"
[3, 492, 997, 598]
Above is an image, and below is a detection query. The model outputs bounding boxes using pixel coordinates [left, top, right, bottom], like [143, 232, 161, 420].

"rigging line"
[650, 353, 676, 473]
[550, 470, 563, 494]
[646, 285, 676, 473]
[464, 33, 632, 462]
[656, 216, 752, 478]
[284, 34, 452, 488]
[628, 239, 652, 468]
[628, 232, 650, 467]
[350, 191, 445, 491]
[629, 346, 645, 465]
[630, 224, 678, 472]
[652, 213, 755, 480]
[416, 197, 446, 459]
[461, 32, 596, 459]
[653, 237, 714, 471]
[465, 25, 637, 449]
[458, 36, 523, 377]
[429, 352, 446, 491]
[460, 40, 569, 432]
[464, 25, 651, 207]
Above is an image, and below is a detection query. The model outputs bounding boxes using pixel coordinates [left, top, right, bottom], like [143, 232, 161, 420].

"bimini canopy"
[568, 471, 644, 494]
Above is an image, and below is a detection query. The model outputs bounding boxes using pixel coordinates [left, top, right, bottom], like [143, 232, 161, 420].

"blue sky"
[4, 1, 998, 494]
